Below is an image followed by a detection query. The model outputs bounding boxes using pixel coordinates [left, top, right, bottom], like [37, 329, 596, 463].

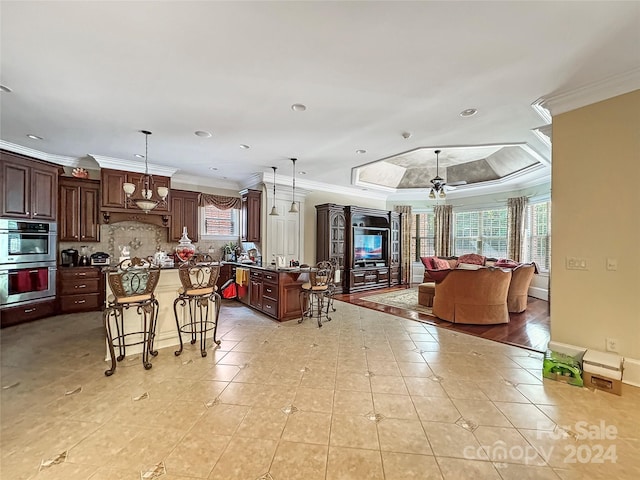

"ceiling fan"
[429, 149, 467, 199]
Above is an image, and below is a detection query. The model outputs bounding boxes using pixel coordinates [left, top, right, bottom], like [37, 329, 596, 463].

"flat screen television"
[354, 233, 383, 261]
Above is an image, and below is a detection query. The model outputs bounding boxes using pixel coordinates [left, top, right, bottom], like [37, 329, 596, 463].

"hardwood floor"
[334, 286, 550, 353]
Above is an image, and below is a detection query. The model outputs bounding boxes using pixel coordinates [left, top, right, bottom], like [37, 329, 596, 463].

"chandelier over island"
[122, 130, 169, 213]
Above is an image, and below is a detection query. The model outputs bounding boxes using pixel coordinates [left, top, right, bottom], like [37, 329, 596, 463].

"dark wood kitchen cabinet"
[100, 168, 171, 227]
[57, 267, 104, 314]
[240, 189, 261, 243]
[0, 150, 59, 220]
[59, 177, 100, 242]
[249, 270, 263, 310]
[169, 189, 199, 242]
[243, 267, 303, 321]
[101, 168, 171, 212]
[1, 299, 57, 328]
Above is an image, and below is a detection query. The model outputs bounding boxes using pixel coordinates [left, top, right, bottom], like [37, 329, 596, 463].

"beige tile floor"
[1, 300, 639, 480]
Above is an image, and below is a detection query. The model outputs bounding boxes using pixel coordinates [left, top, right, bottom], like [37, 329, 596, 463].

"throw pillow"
[457, 253, 486, 266]
[432, 257, 452, 270]
[496, 258, 519, 269]
[425, 269, 451, 282]
[420, 256, 435, 269]
[456, 263, 483, 270]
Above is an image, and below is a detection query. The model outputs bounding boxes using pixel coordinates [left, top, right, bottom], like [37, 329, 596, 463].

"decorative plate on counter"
[72, 167, 89, 178]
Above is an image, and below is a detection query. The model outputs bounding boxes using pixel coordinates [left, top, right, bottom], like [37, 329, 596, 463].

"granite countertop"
[222, 261, 304, 273]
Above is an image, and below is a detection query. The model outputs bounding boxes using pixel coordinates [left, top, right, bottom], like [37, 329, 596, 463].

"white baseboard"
[528, 286, 548, 301]
[622, 358, 640, 387]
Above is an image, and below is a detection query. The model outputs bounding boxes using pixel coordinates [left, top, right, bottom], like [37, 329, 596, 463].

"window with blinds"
[524, 200, 551, 271]
[453, 208, 508, 258]
[410, 212, 435, 260]
[201, 205, 238, 237]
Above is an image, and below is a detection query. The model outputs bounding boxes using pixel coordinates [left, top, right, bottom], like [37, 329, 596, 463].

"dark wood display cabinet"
[169, 189, 199, 242]
[100, 168, 171, 227]
[315, 204, 346, 293]
[0, 150, 60, 220]
[389, 211, 402, 286]
[58, 177, 101, 242]
[240, 189, 261, 243]
[316, 203, 403, 293]
[57, 267, 105, 314]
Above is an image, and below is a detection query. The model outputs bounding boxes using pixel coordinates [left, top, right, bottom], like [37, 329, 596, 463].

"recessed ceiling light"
[0, 85, 12, 93]
[402, 132, 412, 139]
[134, 154, 144, 159]
[299, 171, 306, 175]
[239, 144, 250, 149]
[209, 167, 218, 171]
[195, 130, 212, 138]
[291, 103, 307, 112]
[26, 134, 42, 140]
[459, 108, 478, 117]
[356, 149, 367, 154]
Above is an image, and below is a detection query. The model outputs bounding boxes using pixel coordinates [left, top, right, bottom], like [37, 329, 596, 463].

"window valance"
[198, 194, 241, 210]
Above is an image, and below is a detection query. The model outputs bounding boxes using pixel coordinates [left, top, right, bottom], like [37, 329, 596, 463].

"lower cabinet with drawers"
[1, 299, 57, 328]
[57, 266, 105, 314]
[242, 266, 304, 321]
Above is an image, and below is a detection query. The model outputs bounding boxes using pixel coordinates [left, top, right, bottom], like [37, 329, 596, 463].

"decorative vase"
[175, 227, 195, 263]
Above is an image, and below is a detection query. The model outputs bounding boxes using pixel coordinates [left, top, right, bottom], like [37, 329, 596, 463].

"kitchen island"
[231, 263, 306, 321]
[103, 263, 306, 360]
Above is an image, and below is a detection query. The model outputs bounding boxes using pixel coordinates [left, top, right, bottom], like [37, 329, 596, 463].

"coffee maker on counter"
[60, 248, 79, 267]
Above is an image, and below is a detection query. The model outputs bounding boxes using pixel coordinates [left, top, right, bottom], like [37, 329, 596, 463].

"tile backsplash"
[58, 221, 250, 262]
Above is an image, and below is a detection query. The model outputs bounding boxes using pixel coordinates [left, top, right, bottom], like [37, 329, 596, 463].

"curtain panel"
[394, 205, 412, 284]
[507, 196, 528, 262]
[434, 204, 453, 257]
[199, 194, 241, 210]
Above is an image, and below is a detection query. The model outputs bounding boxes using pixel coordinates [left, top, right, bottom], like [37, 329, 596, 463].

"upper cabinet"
[100, 168, 170, 212]
[100, 168, 171, 227]
[59, 177, 100, 242]
[241, 189, 261, 243]
[169, 189, 199, 242]
[0, 150, 59, 220]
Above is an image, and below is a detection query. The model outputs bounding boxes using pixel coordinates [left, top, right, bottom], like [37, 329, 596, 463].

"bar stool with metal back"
[323, 259, 339, 316]
[173, 254, 222, 357]
[298, 261, 335, 327]
[103, 257, 161, 376]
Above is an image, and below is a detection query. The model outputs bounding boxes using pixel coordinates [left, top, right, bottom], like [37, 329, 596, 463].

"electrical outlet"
[606, 338, 619, 353]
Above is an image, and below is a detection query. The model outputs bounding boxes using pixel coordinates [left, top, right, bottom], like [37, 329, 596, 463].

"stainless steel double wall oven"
[0, 219, 57, 307]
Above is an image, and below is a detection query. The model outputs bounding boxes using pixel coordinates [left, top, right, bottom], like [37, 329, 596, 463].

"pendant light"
[288, 158, 299, 213]
[122, 130, 169, 213]
[269, 166, 279, 216]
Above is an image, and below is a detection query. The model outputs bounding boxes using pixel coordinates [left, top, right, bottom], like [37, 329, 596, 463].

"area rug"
[360, 288, 434, 316]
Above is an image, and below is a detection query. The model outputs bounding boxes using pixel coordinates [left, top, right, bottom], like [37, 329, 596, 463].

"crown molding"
[89, 154, 178, 176]
[171, 172, 241, 192]
[0, 140, 87, 167]
[540, 67, 640, 116]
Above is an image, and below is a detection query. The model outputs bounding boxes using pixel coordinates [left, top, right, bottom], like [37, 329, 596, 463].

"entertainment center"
[316, 204, 403, 293]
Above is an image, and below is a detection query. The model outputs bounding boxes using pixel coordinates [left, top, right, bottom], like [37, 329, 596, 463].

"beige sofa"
[421, 255, 537, 315]
[432, 268, 512, 325]
[506, 263, 536, 313]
